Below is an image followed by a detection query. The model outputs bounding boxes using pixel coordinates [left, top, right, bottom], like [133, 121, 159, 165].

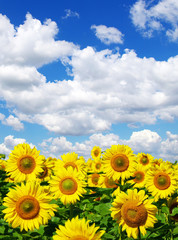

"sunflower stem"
[118, 225, 122, 240]
[69, 204, 73, 220]
[138, 227, 142, 240]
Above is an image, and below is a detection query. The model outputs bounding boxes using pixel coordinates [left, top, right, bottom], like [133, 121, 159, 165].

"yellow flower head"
[6, 143, 44, 182]
[136, 152, 154, 169]
[111, 189, 157, 239]
[145, 162, 177, 201]
[3, 182, 57, 231]
[53, 216, 105, 240]
[0, 159, 6, 171]
[128, 163, 147, 189]
[102, 144, 136, 181]
[50, 166, 86, 205]
[54, 152, 86, 177]
[87, 172, 103, 187]
[37, 157, 54, 182]
[91, 146, 102, 159]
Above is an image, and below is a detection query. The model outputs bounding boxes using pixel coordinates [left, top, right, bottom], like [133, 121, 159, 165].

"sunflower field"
[0, 143, 178, 240]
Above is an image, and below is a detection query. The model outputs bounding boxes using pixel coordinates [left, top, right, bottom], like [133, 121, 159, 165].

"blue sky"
[0, 0, 178, 162]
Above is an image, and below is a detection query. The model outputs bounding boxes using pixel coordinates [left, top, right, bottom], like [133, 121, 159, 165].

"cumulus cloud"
[130, 0, 178, 41]
[0, 114, 24, 131]
[0, 135, 34, 158]
[91, 25, 124, 44]
[38, 130, 178, 162]
[0, 13, 178, 135]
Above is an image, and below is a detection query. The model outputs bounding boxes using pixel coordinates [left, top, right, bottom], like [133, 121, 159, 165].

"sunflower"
[5, 143, 44, 182]
[145, 162, 177, 201]
[90, 158, 103, 173]
[91, 146, 102, 159]
[50, 166, 86, 205]
[110, 189, 157, 239]
[87, 173, 103, 187]
[128, 164, 146, 189]
[0, 159, 6, 171]
[136, 153, 154, 169]
[3, 182, 57, 231]
[102, 144, 136, 181]
[54, 152, 86, 177]
[101, 174, 119, 189]
[37, 157, 54, 182]
[53, 216, 105, 240]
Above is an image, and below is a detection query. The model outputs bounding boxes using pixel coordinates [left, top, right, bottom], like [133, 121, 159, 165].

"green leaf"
[0, 226, 5, 234]
[161, 206, 169, 214]
[173, 226, 178, 235]
[170, 207, 178, 216]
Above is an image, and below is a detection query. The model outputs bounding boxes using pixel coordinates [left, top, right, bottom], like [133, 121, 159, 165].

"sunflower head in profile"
[3, 182, 57, 231]
[5, 143, 44, 182]
[91, 146, 102, 159]
[53, 216, 105, 240]
[50, 166, 86, 205]
[145, 162, 177, 201]
[0, 159, 6, 171]
[37, 157, 54, 182]
[54, 152, 86, 177]
[102, 144, 136, 181]
[110, 189, 158, 239]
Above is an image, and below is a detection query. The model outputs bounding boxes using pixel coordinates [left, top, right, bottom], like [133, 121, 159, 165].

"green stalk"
[69, 204, 73, 220]
[138, 227, 141, 240]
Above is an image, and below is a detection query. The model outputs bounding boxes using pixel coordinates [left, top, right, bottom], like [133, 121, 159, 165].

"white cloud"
[0, 135, 34, 158]
[0, 13, 178, 136]
[38, 130, 177, 163]
[0, 13, 78, 68]
[1, 131, 177, 162]
[0, 114, 24, 131]
[62, 9, 80, 19]
[130, 0, 178, 41]
[91, 25, 124, 45]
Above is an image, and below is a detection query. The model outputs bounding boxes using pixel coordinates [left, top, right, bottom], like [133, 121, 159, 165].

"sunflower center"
[105, 177, 118, 188]
[111, 154, 129, 172]
[134, 171, 145, 183]
[64, 162, 78, 171]
[71, 236, 88, 240]
[121, 200, 148, 228]
[16, 196, 40, 219]
[94, 150, 99, 157]
[60, 177, 78, 195]
[18, 156, 36, 174]
[140, 156, 149, 165]
[38, 166, 48, 179]
[91, 173, 100, 185]
[95, 163, 101, 170]
[154, 172, 171, 190]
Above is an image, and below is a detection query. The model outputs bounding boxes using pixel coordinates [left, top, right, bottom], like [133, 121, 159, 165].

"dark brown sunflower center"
[134, 171, 145, 183]
[16, 196, 40, 219]
[121, 200, 148, 228]
[140, 156, 149, 165]
[18, 156, 36, 174]
[154, 172, 171, 190]
[60, 177, 78, 195]
[92, 173, 100, 185]
[111, 154, 129, 172]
